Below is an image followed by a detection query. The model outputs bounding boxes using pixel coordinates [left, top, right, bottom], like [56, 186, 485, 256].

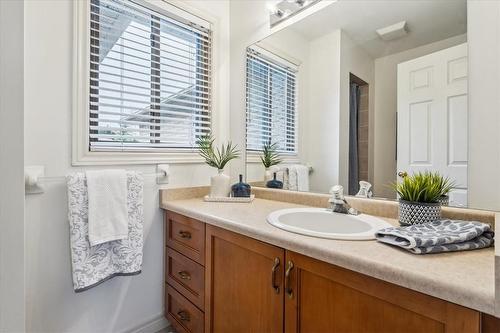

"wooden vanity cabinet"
[165, 211, 206, 333]
[284, 251, 480, 333]
[166, 211, 491, 333]
[205, 224, 285, 333]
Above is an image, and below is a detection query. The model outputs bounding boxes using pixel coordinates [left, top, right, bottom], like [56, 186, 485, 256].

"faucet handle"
[329, 185, 345, 204]
[329, 185, 344, 199]
[356, 181, 373, 198]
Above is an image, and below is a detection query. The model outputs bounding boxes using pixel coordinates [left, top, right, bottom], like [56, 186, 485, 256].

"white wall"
[300, 30, 374, 194]
[305, 30, 342, 192]
[0, 1, 26, 332]
[467, 0, 500, 211]
[23, 1, 229, 332]
[372, 34, 467, 199]
[339, 31, 375, 192]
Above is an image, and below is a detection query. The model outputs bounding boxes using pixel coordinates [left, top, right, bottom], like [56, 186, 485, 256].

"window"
[246, 47, 297, 154]
[88, 0, 212, 152]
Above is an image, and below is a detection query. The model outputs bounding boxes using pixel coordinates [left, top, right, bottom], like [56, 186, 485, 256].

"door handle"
[271, 257, 280, 294]
[177, 270, 191, 280]
[285, 260, 294, 299]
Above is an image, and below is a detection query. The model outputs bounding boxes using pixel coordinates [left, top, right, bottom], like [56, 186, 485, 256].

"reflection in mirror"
[245, 0, 468, 207]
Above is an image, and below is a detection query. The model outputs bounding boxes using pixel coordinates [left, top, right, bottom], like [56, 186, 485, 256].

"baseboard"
[125, 313, 169, 333]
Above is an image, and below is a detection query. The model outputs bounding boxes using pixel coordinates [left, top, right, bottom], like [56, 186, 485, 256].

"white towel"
[67, 172, 144, 292]
[288, 165, 310, 192]
[86, 169, 128, 246]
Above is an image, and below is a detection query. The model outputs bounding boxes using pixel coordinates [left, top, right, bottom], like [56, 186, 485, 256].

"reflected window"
[246, 47, 297, 154]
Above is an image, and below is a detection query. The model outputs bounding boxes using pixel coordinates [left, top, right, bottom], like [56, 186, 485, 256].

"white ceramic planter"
[264, 165, 279, 182]
[264, 168, 273, 182]
[210, 169, 230, 198]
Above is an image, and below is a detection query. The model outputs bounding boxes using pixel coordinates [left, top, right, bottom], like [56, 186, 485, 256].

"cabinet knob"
[177, 270, 191, 280]
[178, 230, 192, 239]
[177, 310, 190, 322]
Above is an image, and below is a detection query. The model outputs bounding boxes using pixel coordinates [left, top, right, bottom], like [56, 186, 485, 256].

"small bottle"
[266, 172, 283, 189]
[231, 174, 251, 197]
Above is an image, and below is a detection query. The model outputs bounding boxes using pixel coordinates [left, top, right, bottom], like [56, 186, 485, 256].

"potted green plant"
[392, 171, 449, 225]
[260, 141, 282, 182]
[197, 134, 240, 198]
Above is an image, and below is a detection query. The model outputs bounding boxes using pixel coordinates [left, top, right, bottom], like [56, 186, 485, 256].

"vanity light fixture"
[269, 0, 320, 27]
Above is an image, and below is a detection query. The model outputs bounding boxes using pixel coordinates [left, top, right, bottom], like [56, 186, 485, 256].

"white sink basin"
[267, 208, 393, 240]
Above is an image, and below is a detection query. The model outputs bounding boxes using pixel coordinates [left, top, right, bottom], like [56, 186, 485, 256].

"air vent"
[376, 21, 408, 41]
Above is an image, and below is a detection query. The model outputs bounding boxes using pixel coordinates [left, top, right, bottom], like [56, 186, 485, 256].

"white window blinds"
[246, 47, 297, 153]
[89, 0, 212, 151]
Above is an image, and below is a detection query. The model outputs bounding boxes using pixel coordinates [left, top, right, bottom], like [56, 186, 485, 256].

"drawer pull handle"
[271, 257, 280, 294]
[178, 230, 192, 239]
[177, 310, 190, 322]
[285, 260, 294, 299]
[177, 270, 191, 280]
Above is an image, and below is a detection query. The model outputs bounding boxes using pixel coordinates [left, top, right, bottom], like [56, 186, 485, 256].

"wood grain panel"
[166, 211, 205, 265]
[482, 313, 500, 333]
[166, 247, 205, 310]
[285, 250, 480, 333]
[205, 225, 285, 333]
[165, 284, 204, 333]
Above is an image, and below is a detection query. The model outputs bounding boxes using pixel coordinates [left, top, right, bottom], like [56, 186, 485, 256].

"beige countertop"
[161, 197, 496, 316]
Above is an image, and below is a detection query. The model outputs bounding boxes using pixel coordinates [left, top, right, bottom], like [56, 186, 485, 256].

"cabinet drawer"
[166, 284, 204, 333]
[166, 211, 205, 265]
[166, 247, 205, 310]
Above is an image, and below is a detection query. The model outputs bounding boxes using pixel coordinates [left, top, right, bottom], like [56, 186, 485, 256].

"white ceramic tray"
[203, 194, 255, 203]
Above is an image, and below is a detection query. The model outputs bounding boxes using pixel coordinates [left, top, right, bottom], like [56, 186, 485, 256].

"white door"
[397, 43, 468, 207]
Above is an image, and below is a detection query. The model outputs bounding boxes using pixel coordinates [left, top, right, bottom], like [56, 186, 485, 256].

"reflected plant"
[260, 141, 282, 168]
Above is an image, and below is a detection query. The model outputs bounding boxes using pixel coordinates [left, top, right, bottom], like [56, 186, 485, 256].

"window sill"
[72, 150, 205, 166]
[246, 152, 300, 164]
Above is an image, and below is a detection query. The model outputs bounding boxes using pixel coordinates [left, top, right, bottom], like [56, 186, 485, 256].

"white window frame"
[245, 45, 300, 164]
[72, 0, 220, 165]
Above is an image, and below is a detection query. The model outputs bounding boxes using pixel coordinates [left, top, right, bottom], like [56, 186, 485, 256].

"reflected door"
[397, 43, 468, 207]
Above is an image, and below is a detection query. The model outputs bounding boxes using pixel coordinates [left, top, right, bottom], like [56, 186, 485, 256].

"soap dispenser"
[231, 174, 251, 197]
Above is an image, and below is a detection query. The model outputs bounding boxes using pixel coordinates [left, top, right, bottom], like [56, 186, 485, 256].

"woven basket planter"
[398, 200, 441, 226]
[438, 195, 449, 206]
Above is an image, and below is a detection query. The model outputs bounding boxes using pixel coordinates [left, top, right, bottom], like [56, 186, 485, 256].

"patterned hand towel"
[375, 220, 494, 254]
[66, 172, 144, 292]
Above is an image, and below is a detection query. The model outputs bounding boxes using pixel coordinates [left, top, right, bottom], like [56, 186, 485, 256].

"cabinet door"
[284, 251, 480, 333]
[205, 225, 285, 333]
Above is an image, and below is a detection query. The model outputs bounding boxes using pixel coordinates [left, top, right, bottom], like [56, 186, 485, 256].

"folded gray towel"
[375, 220, 494, 254]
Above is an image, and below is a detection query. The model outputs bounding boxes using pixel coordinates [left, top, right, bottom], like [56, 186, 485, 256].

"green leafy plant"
[260, 142, 282, 168]
[197, 134, 240, 170]
[431, 172, 456, 196]
[391, 171, 453, 203]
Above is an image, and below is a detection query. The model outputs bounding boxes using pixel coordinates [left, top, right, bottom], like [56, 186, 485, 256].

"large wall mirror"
[245, 0, 471, 207]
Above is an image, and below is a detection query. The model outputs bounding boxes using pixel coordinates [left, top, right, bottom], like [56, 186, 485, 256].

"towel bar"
[25, 165, 169, 195]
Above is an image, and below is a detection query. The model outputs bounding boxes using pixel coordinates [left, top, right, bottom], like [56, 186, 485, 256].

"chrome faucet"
[355, 181, 373, 198]
[329, 185, 359, 215]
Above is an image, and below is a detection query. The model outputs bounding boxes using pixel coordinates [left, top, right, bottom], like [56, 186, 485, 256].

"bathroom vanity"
[161, 188, 499, 333]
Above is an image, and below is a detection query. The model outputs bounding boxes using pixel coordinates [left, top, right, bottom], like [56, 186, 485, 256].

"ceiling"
[285, 0, 467, 58]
